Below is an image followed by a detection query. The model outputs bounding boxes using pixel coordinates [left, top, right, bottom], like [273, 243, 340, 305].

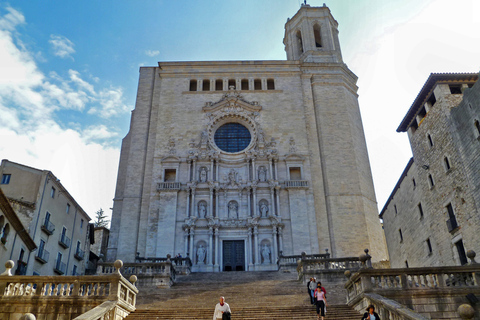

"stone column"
[273, 159, 278, 180]
[252, 187, 257, 216]
[191, 187, 196, 218]
[189, 227, 195, 265]
[215, 189, 219, 217]
[208, 227, 213, 266]
[270, 187, 276, 216]
[252, 159, 257, 180]
[278, 226, 284, 253]
[187, 189, 191, 217]
[254, 226, 259, 265]
[247, 228, 252, 267]
[272, 226, 278, 264]
[268, 158, 273, 180]
[187, 160, 192, 182]
[275, 187, 281, 216]
[224, 190, 228, 218]
[209, 187, 214, 217]
[214, 227, 219, 267]
[210, 159, 214, 180]
[247, 188, 251, 217]
[216, 160, 219, 181]
[184, 229, 189, 257]
[192, 160, 197, 181]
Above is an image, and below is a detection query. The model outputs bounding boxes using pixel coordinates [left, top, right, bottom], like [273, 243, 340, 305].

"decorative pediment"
[285, 153, 306, 162]
[161, 155, 181, 163]
[203, 88, 262, 114]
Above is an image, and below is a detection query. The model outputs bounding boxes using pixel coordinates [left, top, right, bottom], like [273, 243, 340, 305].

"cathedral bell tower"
[283, 4, 343, 63]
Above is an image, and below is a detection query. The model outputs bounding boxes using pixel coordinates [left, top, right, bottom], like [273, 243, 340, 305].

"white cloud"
[0, 7, 24, 31]
[0, 6, 128, 219]
[145, 50, 160, 57]
[82, 125, 118, 142]
[88, 86, 129, 118]
[49, 34, 75, 59]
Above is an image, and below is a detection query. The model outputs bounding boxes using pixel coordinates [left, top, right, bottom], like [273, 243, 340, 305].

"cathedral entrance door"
[222, 240, 245, 271]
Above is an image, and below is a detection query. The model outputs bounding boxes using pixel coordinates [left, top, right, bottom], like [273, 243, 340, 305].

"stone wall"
[382, 77, 480, 268]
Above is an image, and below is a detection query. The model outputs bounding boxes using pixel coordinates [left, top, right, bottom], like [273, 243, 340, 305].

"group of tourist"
[307, 277, 380, 320]
[307, 277, 327, 320]
[213, 279, 380, 320]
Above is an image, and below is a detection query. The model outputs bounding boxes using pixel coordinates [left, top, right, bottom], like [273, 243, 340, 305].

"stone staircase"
[125, 271, 361, 319]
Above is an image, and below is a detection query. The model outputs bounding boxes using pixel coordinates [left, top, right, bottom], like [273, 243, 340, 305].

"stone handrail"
[0, 260, 138, 320]
[97, 261, 176, 287]
[362, 293, 429, 320]
[345, 265, 480, 303]
[302, 256, 362, 272]
[279, 253, 330, 264]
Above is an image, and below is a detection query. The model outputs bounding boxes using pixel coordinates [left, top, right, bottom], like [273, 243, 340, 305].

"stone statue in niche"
[199, 167, 207, 182]
[197, 244, 206, 264]
[261, 244, 271, 264]
[200, 130, 208, 145]
[258, 166, 267, 182]
[198, 202, 207, 218]
[228, 171, 236, 184]
[260, 203, 268, 217]
[228, 201, 238, 219]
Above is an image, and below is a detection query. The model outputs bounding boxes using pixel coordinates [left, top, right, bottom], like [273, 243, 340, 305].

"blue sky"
[1, 0, 479, 222]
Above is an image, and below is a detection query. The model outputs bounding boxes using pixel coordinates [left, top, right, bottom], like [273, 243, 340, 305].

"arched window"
[189, 80, 197, 91]
[427, 134, 434, 147]
[1, 223, 10, 244]
[313, 24, 322, 47]
[474, 120, 480, 136]
[241, 79, 249, 90]
[296, 30, 304, 55]
[202, 79, 210, 91]
[444, 157, 451, 171]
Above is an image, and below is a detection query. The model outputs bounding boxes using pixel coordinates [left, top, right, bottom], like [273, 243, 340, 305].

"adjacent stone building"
[0, 160, 92, 275]
[108, 4, 388, 271]
[0, 188, 36, 274]
[380, 73, 480, 268]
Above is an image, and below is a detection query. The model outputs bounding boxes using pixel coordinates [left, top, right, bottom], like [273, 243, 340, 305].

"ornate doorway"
[223, 240, 245, 271]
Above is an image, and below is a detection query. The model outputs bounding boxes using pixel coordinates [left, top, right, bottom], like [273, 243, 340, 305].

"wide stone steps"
[128, 271, 361, 319]
[126, 305, 360, 320]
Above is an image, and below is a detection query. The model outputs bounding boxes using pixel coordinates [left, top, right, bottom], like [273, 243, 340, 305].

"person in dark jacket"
[362, 304, 380, 320]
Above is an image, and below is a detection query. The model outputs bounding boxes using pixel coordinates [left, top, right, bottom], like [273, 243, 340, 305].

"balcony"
[74, 248, 85, 261]
[54, 259, 66, 275]
[41, 220, 55, 235]
[58, 234, 71, 248]
[157, 182, 181, 191]
[446, 217, 459, 233]
[15, 260, 28, 275]
[35, 249, 49, 264]
[285, 180, 309, 188]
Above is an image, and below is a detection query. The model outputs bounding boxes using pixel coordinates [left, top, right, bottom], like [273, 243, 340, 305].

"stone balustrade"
[345, 265, 480, 319]
[284, 180, 309, 188]
[278, 252, 330, 271]
[298, 254, 362, 283]
[0, 260, 138, 320]
[97, 260, 175, 287]
[157, 182, 181, 191]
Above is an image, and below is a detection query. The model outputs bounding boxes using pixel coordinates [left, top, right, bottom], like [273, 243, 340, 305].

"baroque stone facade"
[108, 4, 388, 271]
[381, 73, 480, 268]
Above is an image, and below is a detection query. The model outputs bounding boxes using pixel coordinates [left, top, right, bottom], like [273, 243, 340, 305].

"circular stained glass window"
[214, 123, 252, 153]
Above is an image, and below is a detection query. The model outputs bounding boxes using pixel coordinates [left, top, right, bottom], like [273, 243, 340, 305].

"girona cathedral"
[107, 4, 388, 272]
